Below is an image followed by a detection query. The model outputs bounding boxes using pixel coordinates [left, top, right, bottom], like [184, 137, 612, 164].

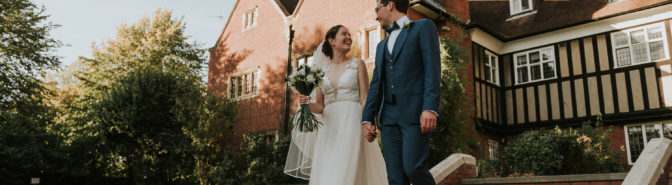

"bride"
[284, 25, 389, 185]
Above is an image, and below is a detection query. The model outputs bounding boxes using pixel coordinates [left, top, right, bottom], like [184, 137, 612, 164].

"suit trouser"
[380, 117, 435, 185]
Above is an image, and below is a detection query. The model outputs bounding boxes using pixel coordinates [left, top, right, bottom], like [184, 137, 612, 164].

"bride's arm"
[309, 88, 325, 113]
[357, 59, 369, 108]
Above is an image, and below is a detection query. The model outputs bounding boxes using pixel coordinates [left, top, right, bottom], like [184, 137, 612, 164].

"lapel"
[391, 27, 409, 63]
[377, 37, 389, 76]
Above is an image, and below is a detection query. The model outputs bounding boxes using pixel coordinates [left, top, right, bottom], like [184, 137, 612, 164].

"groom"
[361, 0, 440, 185]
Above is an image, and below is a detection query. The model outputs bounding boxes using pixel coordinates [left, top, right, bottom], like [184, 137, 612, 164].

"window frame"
[513, 46, 557, 85]
[487, 139, 499, 160]
[484, 50, 500, 86]
[509, 0, 533, 15]
[609, 22, 670, 68]
[242, 7, 258, 31]
[624, 121, 672, 164]
[228, 68, 260, 100]
[364, 26, 383, 60]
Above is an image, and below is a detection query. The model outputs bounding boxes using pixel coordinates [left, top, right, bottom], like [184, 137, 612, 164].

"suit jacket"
[362, 19, 441, 125]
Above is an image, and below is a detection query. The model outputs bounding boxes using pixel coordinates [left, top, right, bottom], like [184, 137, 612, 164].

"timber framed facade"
[468, 0, 672, 164]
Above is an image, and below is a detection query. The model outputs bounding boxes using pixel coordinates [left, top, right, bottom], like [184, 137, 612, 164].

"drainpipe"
[282, 25, 295, 136]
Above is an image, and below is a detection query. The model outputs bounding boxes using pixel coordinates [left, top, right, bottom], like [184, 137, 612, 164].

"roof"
[275, 0, 300, 16]
[469, 0, 672, 41]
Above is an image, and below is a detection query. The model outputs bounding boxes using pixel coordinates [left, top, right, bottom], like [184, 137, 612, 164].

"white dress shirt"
[387, 16, 410, 54]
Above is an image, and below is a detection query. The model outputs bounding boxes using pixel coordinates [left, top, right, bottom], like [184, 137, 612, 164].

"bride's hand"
[297, 95, 311, 106]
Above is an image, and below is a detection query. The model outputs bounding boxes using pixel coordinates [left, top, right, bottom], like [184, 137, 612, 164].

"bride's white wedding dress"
[285, 58, 388, 185]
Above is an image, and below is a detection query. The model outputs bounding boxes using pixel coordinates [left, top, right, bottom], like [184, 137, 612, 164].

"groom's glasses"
[374, 2, 387, 13]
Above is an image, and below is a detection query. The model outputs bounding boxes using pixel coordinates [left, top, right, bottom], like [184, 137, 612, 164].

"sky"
[33, 0, 237, 68]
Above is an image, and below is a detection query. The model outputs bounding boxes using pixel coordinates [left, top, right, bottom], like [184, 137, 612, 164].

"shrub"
[480, 121, 625, 177]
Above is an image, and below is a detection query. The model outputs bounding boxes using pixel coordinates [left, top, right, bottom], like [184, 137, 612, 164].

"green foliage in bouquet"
[287, 65, 324, 132]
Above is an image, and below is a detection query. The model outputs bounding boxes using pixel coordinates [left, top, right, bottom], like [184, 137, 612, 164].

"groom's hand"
[420, 111, 437, 133]
[362, 123, 376, 142]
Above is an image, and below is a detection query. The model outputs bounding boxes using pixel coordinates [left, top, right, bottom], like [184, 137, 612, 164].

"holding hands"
[362, 123, 377, 143]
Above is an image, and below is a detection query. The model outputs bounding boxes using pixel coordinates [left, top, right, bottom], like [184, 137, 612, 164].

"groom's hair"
[322, 25, 345, 59]
[379, 0, 409, 14]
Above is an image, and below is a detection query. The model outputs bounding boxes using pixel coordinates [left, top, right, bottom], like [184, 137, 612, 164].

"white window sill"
[514, 76, 557, 86]
[507, 10, 538, 21]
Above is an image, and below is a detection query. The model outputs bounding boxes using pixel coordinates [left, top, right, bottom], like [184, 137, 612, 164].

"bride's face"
[330, 27, 352, 53]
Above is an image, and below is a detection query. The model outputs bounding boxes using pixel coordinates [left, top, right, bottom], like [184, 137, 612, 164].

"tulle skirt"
[285, 101, 388, 185]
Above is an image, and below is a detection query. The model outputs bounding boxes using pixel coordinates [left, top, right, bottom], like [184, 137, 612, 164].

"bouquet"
[287, 65, 325, 132]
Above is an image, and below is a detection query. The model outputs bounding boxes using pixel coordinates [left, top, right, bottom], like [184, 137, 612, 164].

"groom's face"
[375, 1, 393, 27]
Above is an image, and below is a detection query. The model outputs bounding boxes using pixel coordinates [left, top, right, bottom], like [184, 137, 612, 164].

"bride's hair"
[321, 25, 344, 59]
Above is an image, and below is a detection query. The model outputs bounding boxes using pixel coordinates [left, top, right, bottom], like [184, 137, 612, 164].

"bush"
[429, 37, 477, 166]
[480, 121, 625, 177]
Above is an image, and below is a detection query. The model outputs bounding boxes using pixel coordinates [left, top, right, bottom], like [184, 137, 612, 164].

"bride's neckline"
[325, 58, 355, 92]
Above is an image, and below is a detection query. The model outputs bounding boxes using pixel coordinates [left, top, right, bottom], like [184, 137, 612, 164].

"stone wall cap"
[462, 173, 628, 184]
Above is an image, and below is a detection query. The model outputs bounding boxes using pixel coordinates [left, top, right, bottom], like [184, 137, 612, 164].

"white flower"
[298, 69, 305, 76]
[307, 74, 315, 83]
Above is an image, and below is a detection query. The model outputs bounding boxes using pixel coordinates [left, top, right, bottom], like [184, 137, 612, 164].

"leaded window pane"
[613, 32, 629, 47]
[645, 125, 661, 142]
[521, 0, 530, 10]
[530, 51, 540, 64]
[484, 65, 491, 82]
[543, 62, 555, 79]
[531, 65, 541, 81]
[648, 26, 662, 40]
[630, 30, 645, 44]
[517, 67, 528, 83]
[517, 55, 527, 65]
[663, 123, 672, 140]
[491, 56, 497, 68]
[650, 41, 665, 61]
[615, 47, 631, 67]
[627, 126, 644, 163]
[631, 43, 648, 64]
[492, 69, 498, 84]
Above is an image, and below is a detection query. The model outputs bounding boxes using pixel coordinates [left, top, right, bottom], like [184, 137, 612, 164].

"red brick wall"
[606, 125, 629, 165]
[656, 151, 672, 185]
[209, 0, 292, 146]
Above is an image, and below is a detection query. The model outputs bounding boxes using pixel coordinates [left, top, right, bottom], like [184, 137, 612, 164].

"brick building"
[208, 0, 672, 165]
[208, 0, 472, 147]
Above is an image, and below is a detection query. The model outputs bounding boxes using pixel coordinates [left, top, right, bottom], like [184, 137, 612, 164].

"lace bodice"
[321, 59, 360, 105]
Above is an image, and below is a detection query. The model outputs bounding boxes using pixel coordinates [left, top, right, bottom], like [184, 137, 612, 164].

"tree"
[63, 9, 207, 184]
[0, 0, 62, 183]
[96, 66, 203, 184]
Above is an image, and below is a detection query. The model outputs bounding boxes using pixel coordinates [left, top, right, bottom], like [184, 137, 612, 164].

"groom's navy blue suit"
[362, 18, 441, 185]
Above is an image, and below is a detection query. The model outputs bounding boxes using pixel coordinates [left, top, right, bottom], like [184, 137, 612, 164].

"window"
[243, 7, 257, 30]
[487, 140, 499, 160]
[484, 51, 499, 85]
[514, 46, 556, 84]
[510, 0, 533, 15]
[228, 69, 260, 99]
[610, 22, 669, 68]
[245, 73, 251, 94]
[298, 55, 313, 66]
[366, 27, 381, 59]
[625, 122, 672, 164]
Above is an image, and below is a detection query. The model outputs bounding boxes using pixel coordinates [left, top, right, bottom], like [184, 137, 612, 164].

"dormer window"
[510, 0, 533, 15]
[243, 7, 257, 30]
